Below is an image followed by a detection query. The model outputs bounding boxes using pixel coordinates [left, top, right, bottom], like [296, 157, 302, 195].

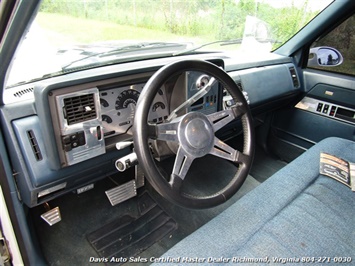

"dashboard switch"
[78, 132, 86, 146]
[62, 131, 86, 151]
[71, 141, 78, 148]
[63, 135, 71, 145]
[64, 144, 72, 152]
[316, 103, 323, 112]
[330, 106, 336, 116]
[322, 104, 329, 114]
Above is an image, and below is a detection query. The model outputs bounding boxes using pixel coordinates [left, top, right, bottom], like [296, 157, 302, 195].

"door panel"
[269, 70, 355, 161]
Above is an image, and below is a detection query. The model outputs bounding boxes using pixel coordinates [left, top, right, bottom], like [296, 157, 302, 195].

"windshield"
[6, 0, 332, 88]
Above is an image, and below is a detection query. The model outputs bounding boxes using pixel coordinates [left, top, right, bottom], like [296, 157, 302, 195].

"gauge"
[196, 75, 210, 90]
[152, 102, 166, 112]
[115, 89, 140, 110]
[102, 115, 113, 124]
[100, 98, 109, 108]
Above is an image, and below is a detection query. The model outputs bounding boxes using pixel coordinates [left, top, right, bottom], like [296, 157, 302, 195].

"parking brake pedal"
[41, 203, 61, 226]
[105, 180, 137, 206]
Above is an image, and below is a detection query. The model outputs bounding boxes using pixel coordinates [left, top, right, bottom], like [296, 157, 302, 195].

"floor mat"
[87, 192, 177, 265]
[250, 145, 287, 183]
[31, 155, 259, 265]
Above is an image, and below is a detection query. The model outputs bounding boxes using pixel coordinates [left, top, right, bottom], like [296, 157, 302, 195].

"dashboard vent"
[14, 87, 34, 98]
[63, 94, 97, 125]
[27, 130, 43, 161]
[289, 67, 299, 88]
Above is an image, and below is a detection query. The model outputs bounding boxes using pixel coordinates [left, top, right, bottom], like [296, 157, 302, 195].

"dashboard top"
[3, 52, 292, 105]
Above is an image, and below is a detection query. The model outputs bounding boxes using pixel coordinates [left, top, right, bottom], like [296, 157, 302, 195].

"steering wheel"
[133, 60, 254, 209]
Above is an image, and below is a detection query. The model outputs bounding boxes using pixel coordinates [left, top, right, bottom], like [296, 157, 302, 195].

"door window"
[308, 15, 355, 76]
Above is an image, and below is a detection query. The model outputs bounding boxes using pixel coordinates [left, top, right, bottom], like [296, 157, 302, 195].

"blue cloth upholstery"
[154, 137, 355, 264]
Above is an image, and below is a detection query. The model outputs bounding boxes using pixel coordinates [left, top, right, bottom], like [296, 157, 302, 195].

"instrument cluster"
[99, 83, 169, 137]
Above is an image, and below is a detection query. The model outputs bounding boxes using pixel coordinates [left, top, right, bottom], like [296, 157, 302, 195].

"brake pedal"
[41, 204, 61, 226]
[105, 180, 137, 206]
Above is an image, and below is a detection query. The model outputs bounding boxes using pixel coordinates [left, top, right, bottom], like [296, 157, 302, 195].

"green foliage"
[310, 15, 355, 76]
[315, 15, 355, 60]
[39, 0, 321, 46]
[214, 0, 242, 40]
[36, 12, 182, 44]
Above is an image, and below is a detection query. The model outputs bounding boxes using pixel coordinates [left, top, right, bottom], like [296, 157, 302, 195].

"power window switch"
[329, 106, 336, 116]
[322, 104, 329, 114]
[316, 103, 323, 112]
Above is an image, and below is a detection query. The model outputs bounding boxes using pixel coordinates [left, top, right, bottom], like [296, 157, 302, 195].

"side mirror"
[308, 47, 343, 67]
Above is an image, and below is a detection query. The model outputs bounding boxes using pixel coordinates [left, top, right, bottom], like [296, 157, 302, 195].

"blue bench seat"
[154, 137, 355, 264]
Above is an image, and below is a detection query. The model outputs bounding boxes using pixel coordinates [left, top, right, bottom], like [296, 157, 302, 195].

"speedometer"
[115, 89, 140, 110]
[99, 84, 169, 137]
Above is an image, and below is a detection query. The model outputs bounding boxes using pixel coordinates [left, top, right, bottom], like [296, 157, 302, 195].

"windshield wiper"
[174, 37, 281, 56]
[173, 39, 243, 56]
[61, 42, 188, 70]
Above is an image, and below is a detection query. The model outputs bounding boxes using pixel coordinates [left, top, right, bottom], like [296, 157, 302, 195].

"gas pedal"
[41, 206, 61, 226]
[105, 180, 137, 206]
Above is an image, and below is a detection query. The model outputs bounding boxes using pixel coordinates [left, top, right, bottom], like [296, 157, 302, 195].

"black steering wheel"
[133, 60, 254, 209]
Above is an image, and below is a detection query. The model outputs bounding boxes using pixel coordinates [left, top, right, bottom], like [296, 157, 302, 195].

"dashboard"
[1, 54, 300, 207]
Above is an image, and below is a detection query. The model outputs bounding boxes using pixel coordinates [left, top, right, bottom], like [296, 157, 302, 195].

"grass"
[35, 12, 211, 47]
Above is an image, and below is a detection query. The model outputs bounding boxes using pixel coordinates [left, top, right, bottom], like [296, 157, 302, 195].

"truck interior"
[0, 0, 354, 265]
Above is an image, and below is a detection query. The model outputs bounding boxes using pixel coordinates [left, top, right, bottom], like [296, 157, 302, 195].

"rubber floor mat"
[87, 191, 177, 265]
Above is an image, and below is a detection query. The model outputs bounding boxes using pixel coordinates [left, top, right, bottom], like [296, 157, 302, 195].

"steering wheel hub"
[179, 112, 214, 157]
[186, 119, 210, 148]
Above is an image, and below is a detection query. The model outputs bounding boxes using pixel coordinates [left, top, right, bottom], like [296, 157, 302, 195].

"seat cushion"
[154, 137, 355, 263]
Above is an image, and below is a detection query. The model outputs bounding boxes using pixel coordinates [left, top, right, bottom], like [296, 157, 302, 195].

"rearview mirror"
[308, 47, 343, 67]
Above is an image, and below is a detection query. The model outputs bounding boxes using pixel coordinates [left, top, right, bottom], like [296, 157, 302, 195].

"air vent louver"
[63, 94, 96, 125]
[27, 130, 43, 161]
[289, 67, 299, 88]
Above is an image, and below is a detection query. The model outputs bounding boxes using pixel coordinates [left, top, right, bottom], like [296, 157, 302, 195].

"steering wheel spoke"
[207, 109, 236, 132]
[152, 120, 180, 142]
[207, 104, 246, 132]
[210, 137, 249, 165]
[172, 147, 194, 180]
[167, 77, 217, 121]
[210, 137, 237, 161]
